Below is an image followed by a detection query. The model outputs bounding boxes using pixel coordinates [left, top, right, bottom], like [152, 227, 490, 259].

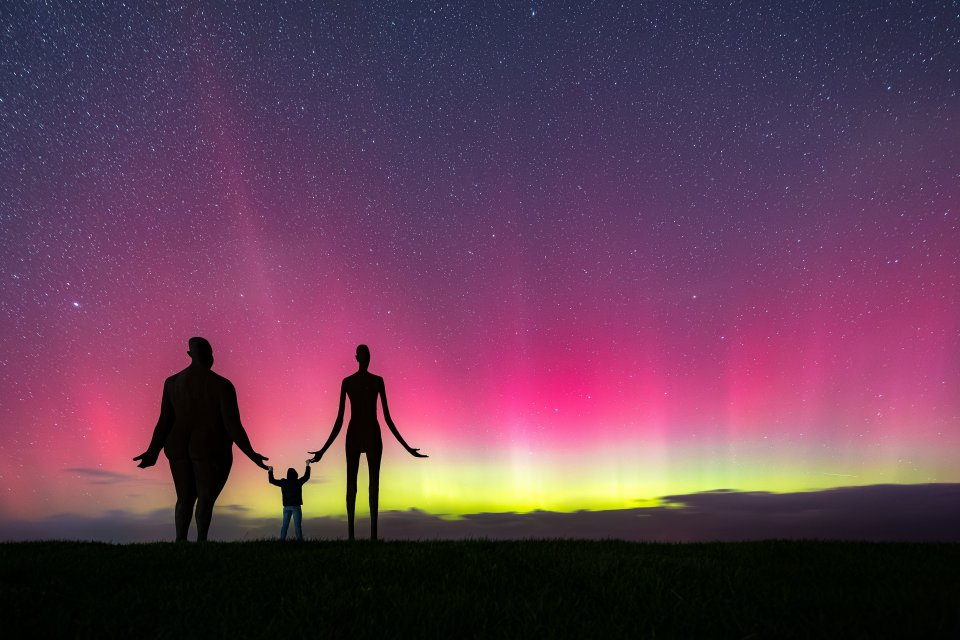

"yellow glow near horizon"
[94, 438, 953, 522]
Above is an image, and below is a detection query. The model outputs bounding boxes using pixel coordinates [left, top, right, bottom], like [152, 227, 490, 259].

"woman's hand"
[307, 450, 324, 463]
[250, 452, 270, 470]
[133, 450, 159, 468]
[407, 447, 428, 458]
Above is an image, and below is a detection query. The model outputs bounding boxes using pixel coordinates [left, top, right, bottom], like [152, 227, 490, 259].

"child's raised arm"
[300, 463, 311, 485]
[268, 466, 281, 486]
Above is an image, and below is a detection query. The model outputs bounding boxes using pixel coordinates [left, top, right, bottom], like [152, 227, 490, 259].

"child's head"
[286, 468, 298, 480]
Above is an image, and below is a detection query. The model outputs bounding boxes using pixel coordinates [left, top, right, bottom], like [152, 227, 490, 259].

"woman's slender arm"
[134, 379, 175, 468]
[380, 378, 428, 457]
[308, 380, 347, 462]
[220, 381, 270, 469]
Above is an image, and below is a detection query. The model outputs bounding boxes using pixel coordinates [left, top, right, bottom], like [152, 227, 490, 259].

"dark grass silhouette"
[2, 540, 959, 638]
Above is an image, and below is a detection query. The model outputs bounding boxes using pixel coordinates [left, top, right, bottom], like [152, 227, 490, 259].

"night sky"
[1, 1, 958, 538]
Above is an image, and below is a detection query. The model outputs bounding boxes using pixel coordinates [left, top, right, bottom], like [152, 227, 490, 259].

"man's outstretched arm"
[220, 381, 270, 469]
[380, 379, 428, 458]
[300, 465, 311, 485]
[134, 380, 175, 468]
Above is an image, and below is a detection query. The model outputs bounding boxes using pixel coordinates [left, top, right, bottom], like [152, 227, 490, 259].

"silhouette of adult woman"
[134, 337, 270, 541]
[308, 344, 427, 540]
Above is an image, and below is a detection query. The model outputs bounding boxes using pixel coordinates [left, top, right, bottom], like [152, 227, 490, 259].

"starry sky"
[1, 1, 958, 537]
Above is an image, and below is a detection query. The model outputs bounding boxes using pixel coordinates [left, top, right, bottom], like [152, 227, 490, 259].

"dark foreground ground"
[1, 540, 959, 639]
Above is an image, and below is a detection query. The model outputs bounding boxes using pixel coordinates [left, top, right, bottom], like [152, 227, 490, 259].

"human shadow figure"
[134, 337, 270, 541]
[268, 463, 311, 541]
[308, 344, 427, 540]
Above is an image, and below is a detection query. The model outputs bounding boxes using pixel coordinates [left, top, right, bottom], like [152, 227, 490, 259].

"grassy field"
[1, 540, 959, 638]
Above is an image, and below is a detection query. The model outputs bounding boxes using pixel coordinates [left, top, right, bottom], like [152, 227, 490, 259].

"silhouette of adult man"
[309, 344, 427, 540]
[134, 337, 270, 541]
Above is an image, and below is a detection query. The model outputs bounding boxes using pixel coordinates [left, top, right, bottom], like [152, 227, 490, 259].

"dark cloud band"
[5, 483, 959, 543]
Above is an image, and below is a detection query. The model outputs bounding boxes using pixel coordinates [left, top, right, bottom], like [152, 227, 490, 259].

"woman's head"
[356, 344, 370, 369]
[187, 336, 214, 368]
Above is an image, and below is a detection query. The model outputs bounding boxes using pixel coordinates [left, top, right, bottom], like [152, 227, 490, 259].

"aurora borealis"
[1, 1, 958, 539]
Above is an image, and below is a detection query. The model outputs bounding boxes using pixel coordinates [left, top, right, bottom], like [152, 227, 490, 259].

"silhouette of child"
[267, 462, 311, 541]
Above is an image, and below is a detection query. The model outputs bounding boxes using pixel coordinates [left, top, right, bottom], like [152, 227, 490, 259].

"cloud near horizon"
[63, 467, 162, 485]
[3, 483, 959, 544]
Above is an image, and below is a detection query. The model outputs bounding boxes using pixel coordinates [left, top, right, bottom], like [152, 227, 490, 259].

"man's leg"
[346, 448, 361, 541]
[367, 447, 382, 541]
[193, 454, 232, 542]
[293, 506, 303, 541]
[280, 507, 291, 541]
[169, 458, 197, 542]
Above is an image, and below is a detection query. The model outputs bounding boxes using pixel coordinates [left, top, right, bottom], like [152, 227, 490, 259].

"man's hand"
[407, 447, 428, 458]
[267, 466, 274, 472]
[307, 450, 323, 464]
[133, 451, 159, 468]
[249, 452, 270, 470]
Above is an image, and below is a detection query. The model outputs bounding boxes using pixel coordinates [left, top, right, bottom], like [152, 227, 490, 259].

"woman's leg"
[367, 447, 383, 541]
[280, 507, 291, 541]
[193, 454, 232, 542]
[346, 448, 361, 540]
[168, 458, 197, 542]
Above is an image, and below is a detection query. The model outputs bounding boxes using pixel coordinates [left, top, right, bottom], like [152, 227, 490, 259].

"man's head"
[286, 467, 299, 480]
[355, 344, 370, 370]
[187, 337, 214, 368]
